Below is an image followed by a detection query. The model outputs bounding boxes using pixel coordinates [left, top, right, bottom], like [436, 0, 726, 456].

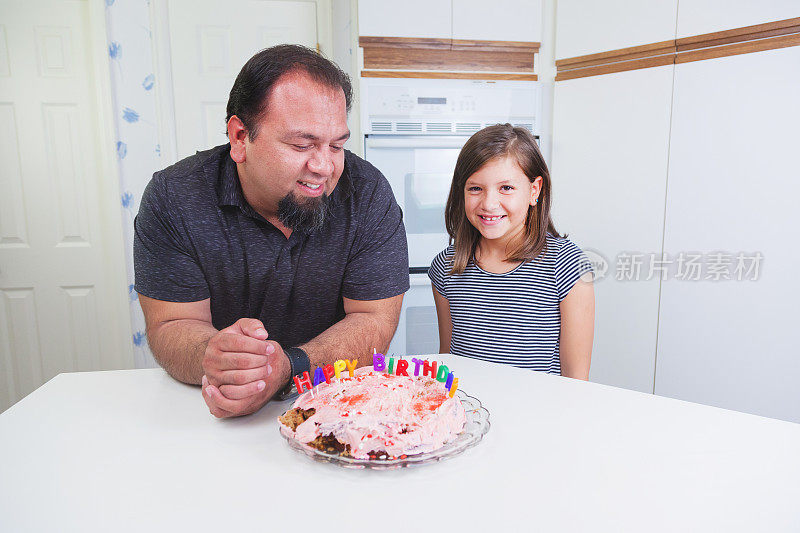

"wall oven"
[360, 78, 540, 356]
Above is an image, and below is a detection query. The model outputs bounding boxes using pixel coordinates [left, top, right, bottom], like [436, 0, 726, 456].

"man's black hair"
[226, 44, 353, 140]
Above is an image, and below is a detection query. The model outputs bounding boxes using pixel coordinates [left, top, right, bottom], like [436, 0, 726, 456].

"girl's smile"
[477, 214, 506, 224]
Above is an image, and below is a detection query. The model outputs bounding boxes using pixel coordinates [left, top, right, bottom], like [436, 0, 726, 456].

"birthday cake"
[278, 357, 466, 460]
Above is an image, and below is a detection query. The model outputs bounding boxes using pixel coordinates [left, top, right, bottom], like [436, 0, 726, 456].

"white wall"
[332, 0, 362, 155]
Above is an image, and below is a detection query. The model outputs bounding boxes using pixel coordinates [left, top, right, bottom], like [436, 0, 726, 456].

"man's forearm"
[299, 311, 397, 371]
[146, 319, 218, 385]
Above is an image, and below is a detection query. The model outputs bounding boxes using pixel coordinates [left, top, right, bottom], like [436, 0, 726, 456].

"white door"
[551, 66, 675, 393]
[655, 46, 800, 423]
[555, 0, 678, 60]
[452, 0, 542, 43]
[358, 0, 452, 39]
[388, 275, 440, 358]
[163, 0, 319, 161]
[0, 1, 133, 412]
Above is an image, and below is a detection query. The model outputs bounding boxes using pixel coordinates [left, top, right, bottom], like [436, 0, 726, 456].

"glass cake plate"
[278, 389, 490, 470]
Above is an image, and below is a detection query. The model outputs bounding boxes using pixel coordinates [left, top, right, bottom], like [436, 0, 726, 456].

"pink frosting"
[283, 367, 466, 459]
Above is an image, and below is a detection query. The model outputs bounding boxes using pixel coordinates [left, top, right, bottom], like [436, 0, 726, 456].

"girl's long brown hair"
[444, 124, 560, 274]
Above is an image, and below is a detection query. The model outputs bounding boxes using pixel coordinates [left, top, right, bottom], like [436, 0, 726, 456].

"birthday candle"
[334, 360, 346, 379]
[345, 359, 358, 377]
[388, 357, 395, 374]
[445, 372, 454, 390]
[422, 360, 437, 379]
[396, 358, 409, 376]
[293, 371, 312, 394]
[373, 353, 386, 372]
[436, 364, 449, 383]
[313, 367, 326, 386]
[448, 378, 459, 398]
[322, 364, 335, 384]
[411, 358, 423, 376]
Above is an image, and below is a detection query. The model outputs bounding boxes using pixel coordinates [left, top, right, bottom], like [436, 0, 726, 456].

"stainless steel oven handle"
[365, 136, 468, 149]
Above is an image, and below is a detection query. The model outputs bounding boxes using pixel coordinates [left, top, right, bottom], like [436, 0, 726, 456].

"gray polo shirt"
[133, 144, 409, 349]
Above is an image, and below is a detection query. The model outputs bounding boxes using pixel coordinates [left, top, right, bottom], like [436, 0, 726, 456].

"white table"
[1, 355, 799, 532]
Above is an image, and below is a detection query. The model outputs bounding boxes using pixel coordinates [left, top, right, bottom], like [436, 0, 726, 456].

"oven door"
[364, 135, 467, 357]
[364, 135, 468, 269]
[387, 272, 440, 357]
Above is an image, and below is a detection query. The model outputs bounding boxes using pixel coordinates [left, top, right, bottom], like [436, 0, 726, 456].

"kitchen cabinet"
[552, 13, 800, 421]
[358, 0, 452, 39]
[452, 0, 542, 42]
[654, 45, 800, 423]
[555, 0, 678, 60]
[358, 0, 541, 42]
[676, 0, 800, 38]
[550, 65, 675, 394]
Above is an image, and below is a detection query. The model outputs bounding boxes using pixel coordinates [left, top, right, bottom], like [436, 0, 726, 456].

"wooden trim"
[676, 17, 800, 52]
[555, 54, 675, 81]
[676, 32, 800, 64]
[358, 36, 451, 50]
[361, 70, 538, 81]
[363, 47, 534, 72]
[360, 36, 538, 74]
[359, 36, 539, 52]
[450, 39, 540, 53]
[556, 40, 675, 69]
[555, 17, 800, 81]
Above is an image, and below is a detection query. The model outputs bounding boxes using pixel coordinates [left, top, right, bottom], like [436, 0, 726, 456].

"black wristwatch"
[278, 346, 311, 399]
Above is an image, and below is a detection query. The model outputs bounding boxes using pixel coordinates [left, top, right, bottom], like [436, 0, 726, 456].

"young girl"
[429, 124, 594, 379]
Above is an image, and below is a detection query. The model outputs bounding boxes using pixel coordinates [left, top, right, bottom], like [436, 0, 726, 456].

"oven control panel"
[361, 78, 540, 134]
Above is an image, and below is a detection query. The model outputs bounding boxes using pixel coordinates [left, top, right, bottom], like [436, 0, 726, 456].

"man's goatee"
[277, 192, 330, 234]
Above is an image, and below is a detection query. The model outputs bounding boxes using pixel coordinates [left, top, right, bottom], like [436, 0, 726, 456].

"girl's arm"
[559, 279, 595, 380]
[432, 285, 453, 354]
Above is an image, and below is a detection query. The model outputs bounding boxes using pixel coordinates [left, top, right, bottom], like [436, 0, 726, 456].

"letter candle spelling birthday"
[372, 356, 460, 396]
[396, 358, 409, 376]
[422, 360, 437, 379]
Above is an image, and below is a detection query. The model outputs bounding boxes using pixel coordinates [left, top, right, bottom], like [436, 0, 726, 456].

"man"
[133, 45, 409, 418]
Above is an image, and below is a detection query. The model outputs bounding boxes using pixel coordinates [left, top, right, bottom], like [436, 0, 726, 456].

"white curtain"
[104, 0, 160, 368]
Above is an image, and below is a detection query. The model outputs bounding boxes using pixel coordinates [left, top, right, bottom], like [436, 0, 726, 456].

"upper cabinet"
[551, 66, 675, 394]
[358, 0, 541, 78]
[655, 45, 800, 423]
[676, 0, 800, 37]
[358, 0, 542, 42]
[452, 0, 542, 42]
[358, 0, 452, 39]
[555, 0, 678, 60]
